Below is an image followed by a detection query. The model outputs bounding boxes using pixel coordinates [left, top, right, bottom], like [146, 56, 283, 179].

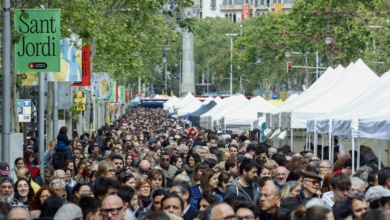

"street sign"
[14, 9, 61, 72]
[17, 99, 32, 122]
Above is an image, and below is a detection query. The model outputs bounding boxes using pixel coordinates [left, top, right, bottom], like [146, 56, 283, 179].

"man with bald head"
[202, 202, 235, 220]
[138, 160, 151, 176]
[17, 167, 40, 193]
[101, 195, 126, 220]
[8, 206, 31, 220]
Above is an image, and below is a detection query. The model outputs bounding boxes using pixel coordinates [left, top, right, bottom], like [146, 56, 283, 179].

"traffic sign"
[17, 99, 32, 122]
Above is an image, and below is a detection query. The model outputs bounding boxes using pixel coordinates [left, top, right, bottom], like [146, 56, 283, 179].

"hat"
[26, 145, 33, 149]
[0, 162, 10, 176]
[302, 171, 322, 181]
[365, 186, 390, 202]
[149, 138, 158, 143]
[54, 203, 83, 220]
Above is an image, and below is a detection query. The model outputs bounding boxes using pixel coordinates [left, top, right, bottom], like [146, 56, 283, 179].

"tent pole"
[314, 132, 318, 157]
[379, 140, 382, 170]
[290, 129, 293, 152]
[352, 137, 355, 174]
[321, 135, 324, 161]
[357, 137, 361, 167]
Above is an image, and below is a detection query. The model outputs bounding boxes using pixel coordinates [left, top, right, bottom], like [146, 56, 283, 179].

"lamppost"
[225, 33, 238, 95]
[325, 24, 333, 66]
[162, 35, 169, 95]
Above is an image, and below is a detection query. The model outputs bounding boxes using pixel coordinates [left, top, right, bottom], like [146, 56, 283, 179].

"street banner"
[91, 72, 110, 100]
[108, 79, 117, 103]
[275, 3, 282, 14]
[47, 35, 82, 81]
[14, 9, 61, 72]
[242, 4, 250, 20]
[119, 86, 125, 104]
[72, 45, 91, 86]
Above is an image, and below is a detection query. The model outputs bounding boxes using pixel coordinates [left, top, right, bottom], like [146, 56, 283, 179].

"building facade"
[196, 0, 294, 21]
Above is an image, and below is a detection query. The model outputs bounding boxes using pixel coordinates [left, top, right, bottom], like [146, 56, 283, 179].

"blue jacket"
[190, 184, 223, 212]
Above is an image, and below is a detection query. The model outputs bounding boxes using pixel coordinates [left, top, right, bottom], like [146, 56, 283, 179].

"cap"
[54, 203, 83, 220]
[149, 138, 158, 143]
[0, 162, 10, 176]
[365, 186, 390, 202]
[302, 171, 322, 181]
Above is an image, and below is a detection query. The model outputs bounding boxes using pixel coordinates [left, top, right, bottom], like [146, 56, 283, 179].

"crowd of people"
[1, 107, 390, 220]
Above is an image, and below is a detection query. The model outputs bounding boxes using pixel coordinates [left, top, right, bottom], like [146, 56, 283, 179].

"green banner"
[119, 86, 125, 104]
[14, 9, 61, 72]
[108, 79, 117, 102]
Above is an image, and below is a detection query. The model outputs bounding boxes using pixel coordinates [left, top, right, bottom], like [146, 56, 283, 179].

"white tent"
[290, 59, 378, 129]
[211, 95, 249, 122]
[224, 96, 275, 127]
[267, 65, 344, 129]
[163, 96, 180, 111]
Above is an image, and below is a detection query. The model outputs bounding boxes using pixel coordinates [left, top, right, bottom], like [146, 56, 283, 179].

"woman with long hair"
[125, 153, 135, 167]
[29, 187, 56, 218]
[23, 151, 40, 180]
[280, 180, 301, 200]
[190, 168, 223, 211]
[44, 139, 57, 169]
[217, 172, 234, 194]
[185, 153, 202, 180]
[75, 158, 93, 182]
[191, 161, 209, 185]
[14, 178, 34, 208]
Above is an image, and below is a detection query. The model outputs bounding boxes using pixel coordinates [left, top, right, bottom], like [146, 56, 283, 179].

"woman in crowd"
[198, 193, 220, 211]
[191, 161, 209, 185]
[71, 182, 93, 204]
[118, 171, 137, 189]
[281, 180, 301, 200]
[185, 153, 202, 180]
[63, 160, 75, 178]
[147, 168, 166, 190]
[264, 159, 278, 178]
[14, 178, 34, 208]
[75, 158, 92, 182]
[10, 157, 25, 182]
[125, 153, 135, 167]
[149, 188, 166, 212]
[23, 151, 40, 180]
[29, 187, 57, 218]
[135, 178, 152, 219]
[117, 185, 137, 220]
[257, 165, 270, 179]
[217, 172, 234, 194]
[190, 168, 223, 211]
[97, 159, 116, 179]
[170, 155, 183, 169]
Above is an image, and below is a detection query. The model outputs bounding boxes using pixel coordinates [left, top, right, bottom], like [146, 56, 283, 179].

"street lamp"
[225, 33, 238, 95]
[162, 35, 169, 95]
[325, 24, 332, 45]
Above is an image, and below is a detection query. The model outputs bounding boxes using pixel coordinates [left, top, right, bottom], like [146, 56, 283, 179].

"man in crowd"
[0, 177, 14, 203]
[322, 173, 351, 207]
[274, 166, 288, 189]
[101, 195, 126, 220]
[156, 152, 178, 179]
[300, 171, 322, 199]
[259, 181, 280, 220]
[202, 203, 235, 220]
[224, 158, 259, 203]
[110, 154, 124, 174]
[319, 160, 334, 177]
[161, 193, 184, 218]
[169, 181, 197, 220]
